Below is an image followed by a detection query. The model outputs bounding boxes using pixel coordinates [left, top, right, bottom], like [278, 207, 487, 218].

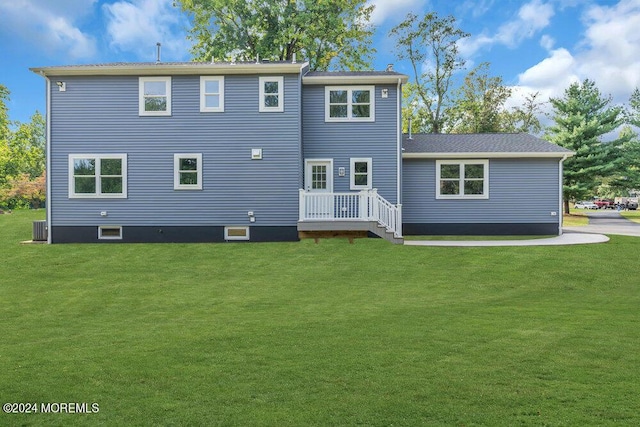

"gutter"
[303, 74, 410, 85]
[402, 152, 574, 159]
[30, 62, 311, 77]
[43, 74, 52, 244]
[397, 78, 402, 206]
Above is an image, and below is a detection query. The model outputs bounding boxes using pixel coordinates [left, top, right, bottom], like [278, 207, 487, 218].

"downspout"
[397, 78, 403, 237]
[396, 78, 402, 205]
[43, 74, 52, 244]
[558, 154, 568, 236]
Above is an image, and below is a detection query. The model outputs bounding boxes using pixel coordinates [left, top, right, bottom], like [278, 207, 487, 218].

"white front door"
[304, 160, 333, 218]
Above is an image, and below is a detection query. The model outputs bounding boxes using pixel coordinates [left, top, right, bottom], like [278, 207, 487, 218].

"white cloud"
[518, 48, 577, 89]
[103, 0, 190, 61]
[456, 0, 496, 19]
[458, 0, 554, 58]
[539, 34, 555, 51]
[515, 0, 640, 105]
[0, 0, 97, 59]
[367, 0, 427, 26]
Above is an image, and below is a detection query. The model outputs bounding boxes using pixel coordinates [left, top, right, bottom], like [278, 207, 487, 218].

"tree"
[0, 86, 47, 209]
[0, 172, 45, 209]
[603, 126, 640, 195]
[390, 12, 469, 134]
[2, 111, 45, 179]
[546, 79, 629, 213]
[602, 88, 640, 195]
[0, 84, 9, 142]
[0, 85, 12, 188]
[502, 91, 544, 135]
[446, 62, 512, 133]
[177, 0, 375, 71]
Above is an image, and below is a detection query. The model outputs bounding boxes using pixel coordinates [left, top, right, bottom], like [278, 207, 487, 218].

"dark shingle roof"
[403, 133, 573, 157]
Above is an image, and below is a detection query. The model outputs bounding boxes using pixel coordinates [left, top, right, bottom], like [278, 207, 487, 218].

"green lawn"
[564, 209, 590, 226]
[2, 210, 640, 426]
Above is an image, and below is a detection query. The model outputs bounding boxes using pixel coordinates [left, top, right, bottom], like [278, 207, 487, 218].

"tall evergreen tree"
[546, 79, 629, 213]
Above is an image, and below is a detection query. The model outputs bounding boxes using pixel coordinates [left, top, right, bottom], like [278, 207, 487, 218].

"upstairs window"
[325, 86, 375, 122]
[69, 154, 127, 198]
[139, 77, 171, 116]
[436, 160, 489, 199]
[174, 153, 203, 190]
[200, 76, 224, 112]
[259, 76, 284, 112]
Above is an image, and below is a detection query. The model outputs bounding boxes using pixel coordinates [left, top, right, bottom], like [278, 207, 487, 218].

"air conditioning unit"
[33, 220, 48, 241]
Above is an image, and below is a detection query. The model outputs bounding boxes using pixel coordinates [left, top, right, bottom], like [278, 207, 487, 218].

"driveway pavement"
[564, 210, 640, 237]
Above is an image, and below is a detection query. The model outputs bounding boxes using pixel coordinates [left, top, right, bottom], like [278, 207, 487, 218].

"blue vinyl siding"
[49, 74, 302, 227]
[403, 158, 561, 223]
[302, 84, 399, 203]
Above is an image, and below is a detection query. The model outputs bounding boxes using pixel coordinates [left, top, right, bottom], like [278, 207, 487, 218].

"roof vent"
[156, 42, 161, 64]
[386, 63, 394, 72]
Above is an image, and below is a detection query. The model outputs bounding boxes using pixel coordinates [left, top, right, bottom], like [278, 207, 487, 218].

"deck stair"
[298, 189, 403, 244]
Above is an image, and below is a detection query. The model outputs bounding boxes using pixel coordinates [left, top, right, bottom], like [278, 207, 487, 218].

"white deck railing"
[299, 189, 402, 238]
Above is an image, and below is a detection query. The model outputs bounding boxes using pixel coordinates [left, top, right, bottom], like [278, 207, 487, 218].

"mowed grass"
[564, 209, 590, 226]
[1, 211, 640, 426]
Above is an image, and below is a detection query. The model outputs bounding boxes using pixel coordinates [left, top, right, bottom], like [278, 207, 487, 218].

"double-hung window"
[174, 154, 203, 190]
[350, 158, 372, 190]
[325, 86, 375, 122]
[139, 77, 171, 116]
[259, 76, 284, 112]
[436, 160, 489, 199]
[69, 154, 127, 198]
[200, 76, 224, 112]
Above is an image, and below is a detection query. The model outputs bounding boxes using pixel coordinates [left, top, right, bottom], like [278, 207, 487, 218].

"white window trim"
[224, 226, 250, 241]
[325, 86, 375, 122]
[68, 154, 128, 199]
[174, 153, 203, 190]
[436, 159, 489, 199]
[350, 157, 372, 190]
[139, 76, 171, 116]
[98, 226, 123, 240]
[259, 76, 284, 112]
[200, 76, 224, 112]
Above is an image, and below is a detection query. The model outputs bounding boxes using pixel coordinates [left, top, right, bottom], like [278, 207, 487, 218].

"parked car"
[574, 201, 598, 209]
[594, 199, 615, 209]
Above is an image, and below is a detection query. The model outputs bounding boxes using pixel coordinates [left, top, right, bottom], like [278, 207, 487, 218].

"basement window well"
[224, 226, 250, 241]
[98, 226, 123, 240]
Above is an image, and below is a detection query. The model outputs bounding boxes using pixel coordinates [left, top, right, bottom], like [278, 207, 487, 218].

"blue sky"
[1, 0, 639, 125]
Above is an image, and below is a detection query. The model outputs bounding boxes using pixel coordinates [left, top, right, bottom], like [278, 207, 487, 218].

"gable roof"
[403, 133, 574, 158]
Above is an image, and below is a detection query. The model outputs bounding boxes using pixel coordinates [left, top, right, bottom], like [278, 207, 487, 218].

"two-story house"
[31, 60, 572, 244]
